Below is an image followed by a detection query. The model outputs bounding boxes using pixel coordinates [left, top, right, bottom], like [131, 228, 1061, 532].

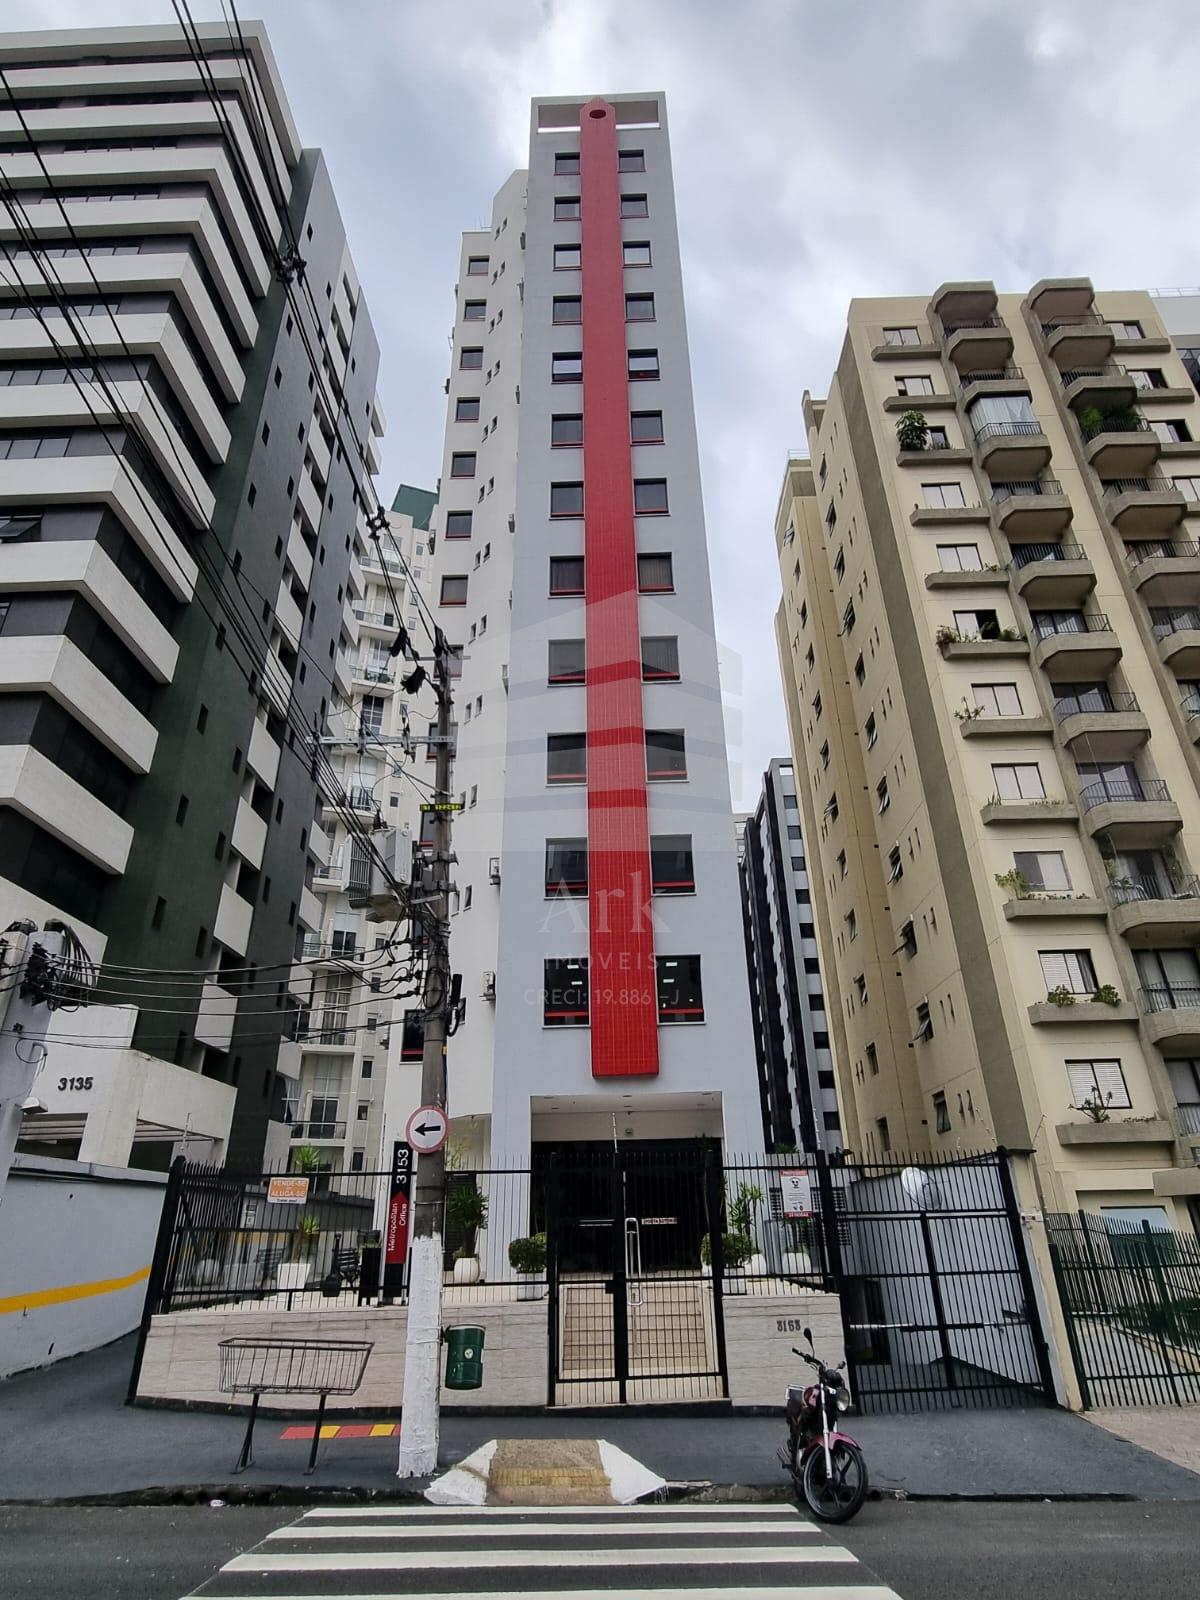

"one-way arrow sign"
[405, 1103, 449, 1154]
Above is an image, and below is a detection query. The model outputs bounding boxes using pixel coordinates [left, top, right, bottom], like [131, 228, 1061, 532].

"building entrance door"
[540, 1142, 728, 1405]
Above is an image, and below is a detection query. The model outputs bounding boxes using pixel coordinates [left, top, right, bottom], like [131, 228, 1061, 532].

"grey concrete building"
[1, 22, 387, 1171]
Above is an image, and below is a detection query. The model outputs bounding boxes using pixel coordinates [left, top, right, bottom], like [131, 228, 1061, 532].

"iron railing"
[1108, 476, 1179, 500]
[1080, 412, 1151, 442]
[1175, 1104, 1200, 1136]
[1078, 777, 1171, 810]
[1046, 1212, 1200, 1407]
[1126, 540, 1199, 565]
[973, 419, 1045, 445]
[1139, 983, 1200, 1015]
[1107, 873, 1200, 906]
[944, 316, 1007, 333]
[1011, 542, 1084, 568]
[357, 665, 394, 684]
[1032, 612, 1111, 640]
[959, 366, 1023, 388]
[1152, 608, 1200, 638]
[289, 1120, 348, 1140]
[1054, 691, 1139, 720]
[1182, 694, 1200, 719]
[1042, 313, 1107, 335]
[1059, 363, 1128, 385]
[992, 477, 1064, 502]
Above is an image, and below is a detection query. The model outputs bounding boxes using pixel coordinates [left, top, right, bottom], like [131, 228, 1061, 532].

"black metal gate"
[1046, 1212, 1200, 1406]
[543, 1144, 728, 1405]
[832, 1151, 1055, 1412]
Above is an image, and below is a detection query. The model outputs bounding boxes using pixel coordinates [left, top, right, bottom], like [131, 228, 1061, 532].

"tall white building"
[426, 94, 759, 1165]
[284, 488, 436, 1176]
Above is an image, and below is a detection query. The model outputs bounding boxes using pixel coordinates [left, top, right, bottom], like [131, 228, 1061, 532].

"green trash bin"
[444, 1325, 485, 1390]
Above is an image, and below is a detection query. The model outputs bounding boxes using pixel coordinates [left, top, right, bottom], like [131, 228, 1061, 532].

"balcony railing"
[1106, 475, 1177, 500]
[1059, 363, 1128, 385]
[1108, 873, 1200, 906]
[1042, 313, 1107, 335]
[959, 365, 1023, 388]
[1054, 691, 1140, 721]
[357, 664, 394, 684]
[944, 316, 1007, 332]
[289, 1119, 348, 1140]
[1079, 777, 1171, 811]
[348, 786, 376, 811]
[1152, 608, 1200, 639]
[1126, 540, 1200, 566]
[992, 477, 1064, 503]
[1182, 694, 1200, 720]
[1139, 983, 1200, 1015]
[1079, 412, 1151, 443]
[299, 936, 358, 961]
[1011, 542, 1084, 569]
[973, 419, 1045, 445]
[1175, 1104, 1200, 1135]
[1032, 612, 1112, 640]
[353, 607, 396, 627]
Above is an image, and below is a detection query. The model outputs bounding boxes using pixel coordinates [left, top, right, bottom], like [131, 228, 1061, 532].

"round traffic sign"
[406, 1104, 449, 1154]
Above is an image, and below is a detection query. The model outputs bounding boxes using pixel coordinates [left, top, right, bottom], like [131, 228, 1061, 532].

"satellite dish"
[900, 1166, 943, 1210]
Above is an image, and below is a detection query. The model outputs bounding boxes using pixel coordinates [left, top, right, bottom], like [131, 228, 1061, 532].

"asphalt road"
[6, 1502, 1200, 1600]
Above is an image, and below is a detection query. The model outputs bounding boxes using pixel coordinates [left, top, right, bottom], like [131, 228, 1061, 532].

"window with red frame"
[657, 954, 703, 1023]
[547, 732, 587, 784]
[631, 410, 664, 443]
[545, 839, 587, 898]
[637, 552, 673, 592]
[400, 1011, 424, 1060]
[552, 351, 583, 382]
[626, 293, 655, 322]
[466, 255, 488, 276]
[552, 414, 583, 446]
[651, 835, 694, 894]
[620, 193, 649, 217]
[460, 346, 483, 369]
[553, 297, 582, 324]
[550, 556, 585, 596]
[628, 348, 659, 381]
[544, 957, 589, 1026]
[463, 300, 486, 321]
[554, 243, 581, 270]
[444, 510, 473, 538]
[550, 481, 584, 518]
[554, 195, 581, 220]
[634, 478, 668, 514]
[450, 452, 476, 478]
[618, 149, 645, 172]
[455, 397, 480, 422]
[554, 151, 580, 176]
[548, 639, 585, 685]
[641, 636, 679, 681]
[624, 240, 651, 267]
[440, 575, 468, 606]
[646, 729, 686, 780]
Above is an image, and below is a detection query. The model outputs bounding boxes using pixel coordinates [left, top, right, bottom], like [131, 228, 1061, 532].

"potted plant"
[279, 1211, 320, 1292]
[699, 1230, 753, 1290]
[728, 1182, 766, 1276]
[994, 867, 1030, 899]
[1046, 985, 1077, 1007]
[507, 1232, 547, 1300]
[1094, 983, 1122, 1007]
[446, 1180, 488, 1284]
[895, 409, 929, 452]
[291, 1144, 321, 1176]
[1076, 1090, 1114, 1123]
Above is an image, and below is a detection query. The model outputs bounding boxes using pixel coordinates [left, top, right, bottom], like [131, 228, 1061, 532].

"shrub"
[507, 1233, 547, 1274]
[895, 409, 930, 451]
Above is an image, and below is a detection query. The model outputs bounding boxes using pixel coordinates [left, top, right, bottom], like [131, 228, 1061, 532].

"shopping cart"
[218, 1337, 373, 1474]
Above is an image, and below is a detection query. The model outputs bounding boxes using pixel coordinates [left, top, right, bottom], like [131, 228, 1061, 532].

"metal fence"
[1046, 1212, 1200, 1406]
[131, 1146, 1056, 1414]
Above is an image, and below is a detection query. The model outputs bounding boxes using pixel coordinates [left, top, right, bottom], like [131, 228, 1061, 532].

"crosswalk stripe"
[270, 1518, 824, 1540]
[225, 1545, 857, 1572]
[204, 1591, 899, 1600]
[298, 1502, 805, 1517]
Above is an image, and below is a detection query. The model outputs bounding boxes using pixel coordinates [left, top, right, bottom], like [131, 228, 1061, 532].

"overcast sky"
[12, 0, 1200, 807]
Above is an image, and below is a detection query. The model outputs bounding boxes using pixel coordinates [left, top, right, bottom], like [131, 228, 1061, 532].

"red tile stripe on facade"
[580, 97, 659, 1078]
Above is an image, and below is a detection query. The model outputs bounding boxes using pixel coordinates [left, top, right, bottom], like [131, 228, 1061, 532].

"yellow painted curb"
[0, 1263, 150, 1316]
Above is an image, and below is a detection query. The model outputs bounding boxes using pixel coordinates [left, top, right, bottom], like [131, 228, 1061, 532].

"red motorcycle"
[781, 1327, 868, 1522]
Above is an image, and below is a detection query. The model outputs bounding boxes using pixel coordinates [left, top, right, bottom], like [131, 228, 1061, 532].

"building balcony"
[1152, 609, 1200, 676]
[925, 567, 1010, 592]
[960, 712, 1052, 739]
[1056, 1119, 1174, 1148]
[312, 854, 349, 891]
[353, 606, 399, 634]
[981, 797, 1076, 824]
[247, 718, 281, 790]
[1032, 613, 1121, 675]
[938, 633, 1029, 661]
[1042, 312, 1115, 368]
[1027, 278, 1096, 324]
[1174, 1103, 1200, 1138]
[973, 419, 1053, 479]
[1002, 894, 1103, 920]
[1058, 364, 1138, 413]
[1128, 382, 1196, 407]
[910, 502, 991, 528]
[1106, 479, 1187, 534]
[1010, 543, 1095, 606]
[1138, 985, 1200, 1051]
[872, 337, 941, 362]
[884, 391, 957, 413]
[1028, 995, 1138, 1025]
[930, 280, 998, 324]
[231, 796, 268, 871]
[354, 663, 396, 690]
[944, 319, 1014, 371]
[214, 881, 253, 957]
[1052, 692, 1148, 759]
[1125, 540, 1200, 604]
[1182, 693, 1200, 743]
[195, 979, 237, 1053]
[298, 886, 323, 932]
[1081, 413, 1161, 477]
[897, 444, 974, 467]
[289, 1119, 349, 1140]
[299, 935, 359, 967]
[991, 478, 1073, 538]
[1108, 875, 1200, 942]
[1077, 777, 1181, 843]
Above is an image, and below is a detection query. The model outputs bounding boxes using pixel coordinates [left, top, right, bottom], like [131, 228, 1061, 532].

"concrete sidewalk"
[2, 1335, 1199, 1503]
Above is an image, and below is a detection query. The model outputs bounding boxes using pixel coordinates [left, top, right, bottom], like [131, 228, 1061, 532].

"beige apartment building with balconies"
[776, 280, 1200, 1234]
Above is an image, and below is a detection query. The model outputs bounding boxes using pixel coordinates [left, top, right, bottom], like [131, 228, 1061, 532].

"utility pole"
[0, 924, 68, 1215]
[397, 627, 455, 1478]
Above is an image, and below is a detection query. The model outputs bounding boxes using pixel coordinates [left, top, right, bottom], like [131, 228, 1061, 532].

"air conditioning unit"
[481, 970, 497, 1001]
[507, 513, 515, 532]
[488, 856, 501, 885]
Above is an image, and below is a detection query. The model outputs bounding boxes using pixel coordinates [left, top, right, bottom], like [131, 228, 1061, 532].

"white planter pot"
[724, 1270, 748, 1296]
[745, 1252, 767, 1277]
[516, 1273, 543, 1301]
[782, 1249, 813, 1277]
[452, 1255, 481, 1285]
[277, 1261, 311, 1292]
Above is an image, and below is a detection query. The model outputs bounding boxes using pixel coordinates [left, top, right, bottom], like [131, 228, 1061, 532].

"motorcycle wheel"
[800, 1439, 868, 1523]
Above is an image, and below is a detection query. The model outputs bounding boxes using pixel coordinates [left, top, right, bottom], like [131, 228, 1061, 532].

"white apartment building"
[425, 94, 759, 1166]
[284, 490, 436, 1176]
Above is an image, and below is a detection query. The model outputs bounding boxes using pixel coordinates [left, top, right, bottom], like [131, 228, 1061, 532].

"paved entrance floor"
[1088, 1405, 1200, 1477]
[3, 1335, 1200, 1502]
